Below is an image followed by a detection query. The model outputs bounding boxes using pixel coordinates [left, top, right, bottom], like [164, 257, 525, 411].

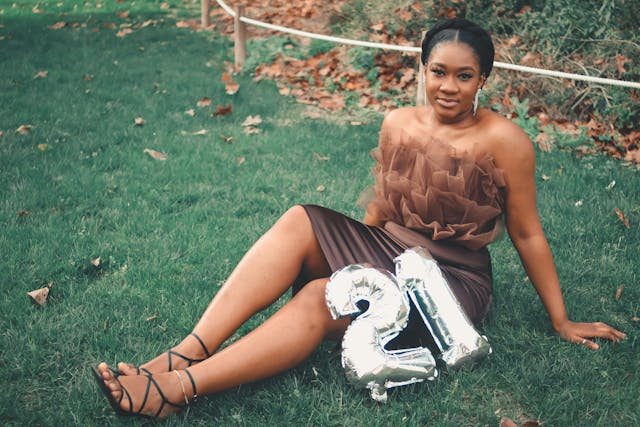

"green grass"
[1, 1, 639, 425]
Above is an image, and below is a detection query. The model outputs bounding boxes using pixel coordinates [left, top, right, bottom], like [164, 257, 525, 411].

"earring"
[473, 88, 481, 116]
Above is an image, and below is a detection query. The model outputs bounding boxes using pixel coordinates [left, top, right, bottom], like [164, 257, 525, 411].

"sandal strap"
[189, 332, 212, 358]
[183, 368, 198, 401]
[146, 374, 185, 418]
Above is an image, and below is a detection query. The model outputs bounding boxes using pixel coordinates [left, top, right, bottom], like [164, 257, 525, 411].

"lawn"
[1, 1, 638, 425]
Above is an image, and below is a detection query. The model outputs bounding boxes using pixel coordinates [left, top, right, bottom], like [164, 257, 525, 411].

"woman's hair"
[421, 18, 495, 79]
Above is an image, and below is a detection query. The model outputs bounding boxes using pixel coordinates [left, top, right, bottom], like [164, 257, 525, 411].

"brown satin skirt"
[295, 205, 493, 348]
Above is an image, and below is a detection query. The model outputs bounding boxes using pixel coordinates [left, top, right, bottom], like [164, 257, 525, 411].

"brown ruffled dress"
[296, 127, 506, 346]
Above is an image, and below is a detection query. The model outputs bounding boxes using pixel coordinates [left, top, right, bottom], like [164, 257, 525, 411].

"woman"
[93, 18, 625, 418]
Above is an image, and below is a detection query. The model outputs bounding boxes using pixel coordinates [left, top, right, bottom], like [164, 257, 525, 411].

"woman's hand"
[556, 319, 626, 350]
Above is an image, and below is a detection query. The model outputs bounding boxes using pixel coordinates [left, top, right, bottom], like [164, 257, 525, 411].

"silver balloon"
[325, 264, 438, 402]
[395, 247, 492, 371]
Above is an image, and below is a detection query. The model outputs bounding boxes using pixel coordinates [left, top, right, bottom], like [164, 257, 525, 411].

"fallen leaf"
[219, 133, 233, 143]
[535, 132, 552, 152]
[616, 53, 629, 75]
[350, 121, 363, 126]
[606, 180, 616, 190]
[221, 72, 232, 82]
[116, 28, 133, 37]
[499, 417, 518, 427]
[48, 21, 66, 29]
[225, 80, 240, 95]
[197, 97, 211, 108]
[185, 108, 195, 116]
[236, 156, 246, 165]
[160, 3, 170, 10]
[18, 210, 29, 216]
[32, 5, 44, 14]
[103, 317, 109, 331]
[134, 117, 145, 126]
[243, 126, 260, 135]
[83, 74, 94, 81]
[91, 257, 101, 267]
[146, 314, 158, 321]
[16, 125, 32, 134]
[615, 284, 624, 301]
[316, 185, 326, 192]
[141, 19, 156, 28]
[103, 23, 116, 29]
[241, 115, 262, 127]
[614, 208, 630, 229]
[144, 148, 167, 160]
[37, 143, 50, 151]
[193, 129, 207, 136]
[632, 316, 639, 322]
[313, 153, 330, 161]
[522, 420, 542, 427]
[33, 70, 48, 79]
[116, 10, 129, 18]
[0, 130, 3, 138]
[541, 174, 551, 181]
[213, 104, 232, 116]
[27, 282, 53, 305]
[176, 20, 193, 28]
[574, 200, 583, 207]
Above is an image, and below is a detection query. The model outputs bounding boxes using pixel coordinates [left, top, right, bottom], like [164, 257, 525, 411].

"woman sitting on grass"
[93, 17, 625, 418]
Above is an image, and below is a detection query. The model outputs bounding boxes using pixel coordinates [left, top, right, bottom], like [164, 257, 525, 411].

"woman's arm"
[494, 123, 625, 350]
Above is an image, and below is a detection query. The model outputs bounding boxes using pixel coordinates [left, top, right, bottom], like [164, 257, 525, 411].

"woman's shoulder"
[479, 109, 533, 155]
[381, 106, 425, 129]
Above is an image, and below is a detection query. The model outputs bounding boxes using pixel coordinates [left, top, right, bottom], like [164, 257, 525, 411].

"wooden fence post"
[201, 0, 210, 28]
[234, 5, 247, 71]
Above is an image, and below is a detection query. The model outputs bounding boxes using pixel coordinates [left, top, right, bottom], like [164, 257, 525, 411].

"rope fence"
[203, 0, 640, 91]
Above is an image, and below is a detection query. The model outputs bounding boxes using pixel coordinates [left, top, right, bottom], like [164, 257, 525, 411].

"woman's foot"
[95, 362, 194, 418]
[118, 332, 212, 376]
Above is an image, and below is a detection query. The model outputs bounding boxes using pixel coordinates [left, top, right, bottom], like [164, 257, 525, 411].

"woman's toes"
[117, 362, 139, 376]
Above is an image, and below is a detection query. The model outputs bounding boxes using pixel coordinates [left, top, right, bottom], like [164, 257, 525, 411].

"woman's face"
[425, 41, 484, 122]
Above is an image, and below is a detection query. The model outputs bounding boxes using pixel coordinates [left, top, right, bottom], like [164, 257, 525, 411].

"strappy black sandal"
[91, 366, 198, 418]
[123, 332, 212, 375]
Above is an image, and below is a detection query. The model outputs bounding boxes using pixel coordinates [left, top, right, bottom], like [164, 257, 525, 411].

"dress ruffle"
[365, 127, 506, 250]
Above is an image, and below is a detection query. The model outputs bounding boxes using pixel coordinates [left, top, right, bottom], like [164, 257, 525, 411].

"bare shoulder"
[381, 106, 423, 130]
[480, 109, 534, 165]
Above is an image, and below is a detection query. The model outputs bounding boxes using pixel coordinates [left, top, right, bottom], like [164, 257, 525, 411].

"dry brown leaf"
[541, 174, 551, 181]
[33, 70, 48, 79]
[632, 316, 639, 322]
[219, 133, 233, 143]
[185, 108, 195, 117]
[241, 115, 262, 127]
[535, 132, 552, 152]
[221, 72, 232, 82]
[499, 417, 518, 427]
[48, 21, 66, 29]
[614, 207, 631, 229]
[616, 53, 629, 75]
[91, 257, 101, 267]
[134, 117, 145, 126]
[243, 126, 260, 135]
[141, 19, 156, 28]
[522, 420, 542, 427]
[16, 124, 32, 134]
[0, 130, 3, 138]
[37, 143, 50, 151]
[32, 5, 44, 14]
[144, 148, 167, 161]
[18, 210, 29, 216]
[117, 10, 130, 19]
[83, 74, 94, 81]
[197, 97, 211, 108]
[160, 3, 170, 10]
[313, 153, 330, 161]
[236, 156, 246, 166]
[27, 282, 53, 305]
[146, 314, 158, 321]
[193, 129, 207, 136]
[615, 284, 624, 301]
[213, 104, 232, 116]
[116, 28, 133, 37]
[225, 80, 240, 95]
[316, 185, 326, 192]
[103, 22, 116, 29]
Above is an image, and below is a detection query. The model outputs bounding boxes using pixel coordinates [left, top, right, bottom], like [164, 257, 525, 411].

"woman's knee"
[293, 279, 349, 336]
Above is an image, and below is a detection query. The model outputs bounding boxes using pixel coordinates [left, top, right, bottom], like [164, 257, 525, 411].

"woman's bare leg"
[118, 206, 331, 375]
[99, 279, 349, 418]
